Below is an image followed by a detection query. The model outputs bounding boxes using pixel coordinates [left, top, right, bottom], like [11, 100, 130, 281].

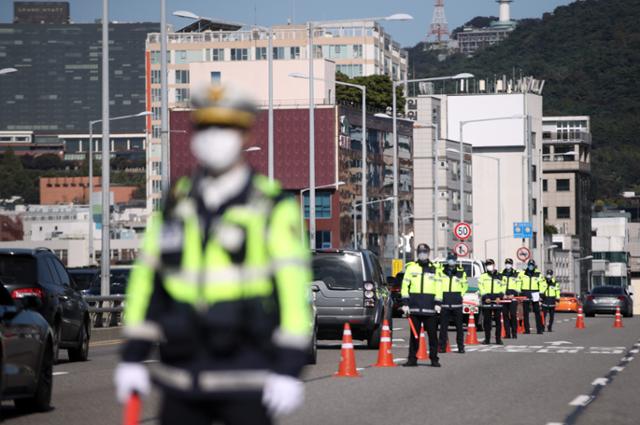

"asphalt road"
[3, 313, 639, 425]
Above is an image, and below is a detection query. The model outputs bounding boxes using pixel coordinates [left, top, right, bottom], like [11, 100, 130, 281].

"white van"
[436, 258, 487, 325]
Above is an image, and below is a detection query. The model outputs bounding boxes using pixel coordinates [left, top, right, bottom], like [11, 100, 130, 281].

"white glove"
[262, 374, 304, 416]
[435, 305, 442, 314]
[401, 305, 410, 315]
[114, 362, 150, 404]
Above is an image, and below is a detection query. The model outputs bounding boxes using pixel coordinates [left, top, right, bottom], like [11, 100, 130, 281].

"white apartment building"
[410, 95, 473, 259]
[440, 87, 544, 266]
[144, 20, 408, 209]
[592, 212, 631, 288]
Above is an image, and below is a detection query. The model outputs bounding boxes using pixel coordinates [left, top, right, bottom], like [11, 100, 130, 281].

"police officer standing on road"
[438, 252, 468, 353]
[519, 259, 545, 334]
[113, 84, 312, 425]
[541, 270, 560, 332]
[501, 258, 521, 339]
[401, 243, 442, 367]
[478, 259, 505, 345]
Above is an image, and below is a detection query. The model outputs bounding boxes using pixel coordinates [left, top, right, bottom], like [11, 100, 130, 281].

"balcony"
[542, 131, 591, 145]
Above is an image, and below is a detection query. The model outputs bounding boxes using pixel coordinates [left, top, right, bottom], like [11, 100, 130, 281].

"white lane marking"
[629, 349, 639, 354]
[621, 357, 634, 362]
[611, 366, 625, 372]
[392, 338, 405, 342]
[545, 341, 572, 346]
[393, 358, 406, 363]
[569, 395, 593, 406]
[356, 368, 364, 371]
[393, 328, 403, 331]
[591, 377, 608, 386]
[547, 422, 565, 425]
[53, 371, 69, 376]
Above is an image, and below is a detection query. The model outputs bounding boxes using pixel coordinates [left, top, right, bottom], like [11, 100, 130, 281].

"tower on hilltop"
[429, 0, 449, 43]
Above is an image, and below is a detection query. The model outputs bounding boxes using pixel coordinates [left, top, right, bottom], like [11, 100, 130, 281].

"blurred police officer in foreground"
[541, 269, 560, 332]
[519, 259, 545, 334]
[114, 84, 312, 425]
[478, 259, 505, 345]
[438, 252, 468, 353]
[401, 243, 442, 367]
[501, 258, 521, 339]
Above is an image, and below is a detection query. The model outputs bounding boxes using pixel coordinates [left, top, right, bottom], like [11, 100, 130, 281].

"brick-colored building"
[39, 176, 137, 205]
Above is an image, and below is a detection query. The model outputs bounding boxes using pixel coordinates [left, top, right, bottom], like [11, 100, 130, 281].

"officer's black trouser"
[543, 306, 556, 331]
[439, 308, 464, 350]
[408, 314, 439, 363]
[160, 394, 272, 425]
[482, 307, 502, 343]
[522, 298, 544, 333]
[502, 301, 518, 338]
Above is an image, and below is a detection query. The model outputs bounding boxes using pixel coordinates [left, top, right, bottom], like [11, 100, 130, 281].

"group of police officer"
[400, 243, 561, 368]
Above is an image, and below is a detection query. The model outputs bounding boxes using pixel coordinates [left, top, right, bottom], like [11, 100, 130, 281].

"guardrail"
[84, 295, 126, 328]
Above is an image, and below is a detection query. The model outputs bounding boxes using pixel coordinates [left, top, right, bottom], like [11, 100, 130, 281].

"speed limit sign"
[454, 222, 472, 241]
[454, 242, 470, 257]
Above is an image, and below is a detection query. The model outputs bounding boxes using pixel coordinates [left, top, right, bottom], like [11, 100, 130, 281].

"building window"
[175, 50, 187, 64]
[532, 198, 537, 215]
[543, 179, 547, 192]
[315, 231, 332, 249]
[556, 179, 570, 191]
[211, 72, 221, 84]
[256, 47, 267, 60]
[175, 70, 189, 84]
[151, 88, 161, 102]
[151, 69, 161, 84]
[152, 126, 161, 138]
[290, 46, 300, 59]
[175, 88, 190, 103]
[353, 44, 363, 58]
[336, 64, 363, 78]
[557, 206, 571, 219]
[532, 164, 537, 182]
[303, 192, 332, 219]
[543, 207, 548, 220]
[152, 107, 161, 121]
[272, 47, 284, 60]
[231, 48, 248, 61]
[206, 48, 224, 61]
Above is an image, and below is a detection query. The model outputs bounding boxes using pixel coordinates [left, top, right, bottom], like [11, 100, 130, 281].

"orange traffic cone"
[517, 318, 525, 334]
[373, 320, 396, 368]
[335, 323, 361, 377]
[540, 310, 546, 328]
[445, 338, 452, 353]
[465, 313, 479, 345]
[123, 393, 141, 425]
[417, 324, 428, 360]
[500, 312, 507, 339]
[613, 306, 624, 328]
[575, 306, 585, 329]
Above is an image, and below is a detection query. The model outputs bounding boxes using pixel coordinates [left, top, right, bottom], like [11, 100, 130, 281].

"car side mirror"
[21, 295, 43, 311]
[311, 285, 320, 293]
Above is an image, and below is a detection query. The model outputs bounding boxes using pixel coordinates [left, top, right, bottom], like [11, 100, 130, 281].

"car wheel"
[15, 342, 53, 412]
[68, 322, 89, 362]
[366, 325, 382, 350]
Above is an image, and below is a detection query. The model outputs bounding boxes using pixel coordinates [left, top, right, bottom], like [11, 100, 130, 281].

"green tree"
[336, 72, 405, 113]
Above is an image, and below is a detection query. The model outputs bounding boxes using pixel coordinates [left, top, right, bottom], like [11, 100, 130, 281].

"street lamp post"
[299, 182, 345, 243]
[160, 0, 169, 194]
[401, 213, 414, 264]
[392, 73, 473, 258]
[101, 0, 110, 297]
[90, 112, 149, 282]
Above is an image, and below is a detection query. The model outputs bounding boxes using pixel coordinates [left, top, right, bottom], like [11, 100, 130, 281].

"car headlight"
[363, 282, 374, 291]
[364, 290, 374, 299]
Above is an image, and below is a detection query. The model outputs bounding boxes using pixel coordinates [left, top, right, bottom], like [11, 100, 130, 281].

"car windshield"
[591, 286, 623, 295]
[312, 253, 363, 290]
[0, 254, 37, 286]
[68, 271, 97, 290]
[110, 269, 130, 287]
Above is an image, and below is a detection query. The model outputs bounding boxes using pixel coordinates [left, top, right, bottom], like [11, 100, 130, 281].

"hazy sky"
[0, 0, 575, 46]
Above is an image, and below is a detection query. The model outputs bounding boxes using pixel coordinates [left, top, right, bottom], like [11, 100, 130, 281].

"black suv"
[0, 248, 90, 362]
[311, 250, 393, 349]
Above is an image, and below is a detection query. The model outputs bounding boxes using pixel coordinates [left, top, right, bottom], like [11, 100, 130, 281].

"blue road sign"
[513, 222, 533, 239]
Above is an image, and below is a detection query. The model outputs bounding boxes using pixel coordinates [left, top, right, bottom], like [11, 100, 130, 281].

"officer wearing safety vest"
[478, 259, 505, 345]
[401, 243, 442, 367]
[501, 258, 521, 339]
[541, 270, 560, 332]
[114, 84, 312, 425]
[438, 252, 468, 354]
[519, 259, 546, 334]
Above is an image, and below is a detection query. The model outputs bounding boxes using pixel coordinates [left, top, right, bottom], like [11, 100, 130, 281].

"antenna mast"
[429, 0, 449, 44]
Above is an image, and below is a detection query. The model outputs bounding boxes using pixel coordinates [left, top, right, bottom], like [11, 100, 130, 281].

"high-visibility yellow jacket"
[519, 268, 545, 292]
[401, 261, 442, 315]
[122, 173, 311, 398]
[439, 265, 468, 309]
[478, 272, 505, 308]
[501, 269, 522, 295]
[542, 277, 561, 306]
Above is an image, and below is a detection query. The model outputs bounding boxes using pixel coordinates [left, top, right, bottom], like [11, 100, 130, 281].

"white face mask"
[447, 259, 456, 267]
[487, 265, 495, 273]
[191, 128, 244, 173]
[417, 252, 429, 261]
[546, 274, 552, 279]
[505, 264, 513, 270]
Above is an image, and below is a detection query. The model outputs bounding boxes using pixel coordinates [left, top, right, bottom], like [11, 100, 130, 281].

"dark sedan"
[583, 286, 634, 317]
[0, 284, 54, 412]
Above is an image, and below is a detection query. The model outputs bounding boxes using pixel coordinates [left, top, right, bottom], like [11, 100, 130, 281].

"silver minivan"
[311, 250, 393, 349]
